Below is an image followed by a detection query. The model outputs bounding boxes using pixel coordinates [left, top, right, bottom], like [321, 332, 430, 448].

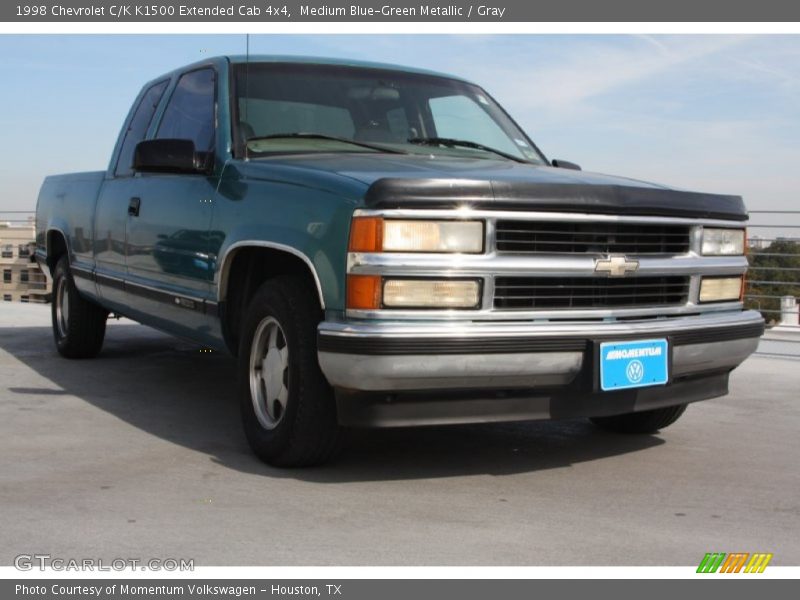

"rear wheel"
[238, 275, 340, 467]
[51, 256, 108, 358]
[590, 404, 687, 434]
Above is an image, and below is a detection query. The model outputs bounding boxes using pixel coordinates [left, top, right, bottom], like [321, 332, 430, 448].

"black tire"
[238, 275, 340, 467]
[590, 404, 687, 434]
[51, 255, 108, 359]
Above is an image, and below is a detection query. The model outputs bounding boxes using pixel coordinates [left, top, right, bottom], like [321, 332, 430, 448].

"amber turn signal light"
[346, 274, 382, 310]
[348, 217, 384, 252]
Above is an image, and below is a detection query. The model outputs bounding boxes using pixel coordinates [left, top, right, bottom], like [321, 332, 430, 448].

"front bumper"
[317, 310, 764, 427]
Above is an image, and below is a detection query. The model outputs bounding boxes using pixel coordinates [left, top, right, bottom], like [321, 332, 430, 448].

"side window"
[114, 80, 169, 176]
[157, 68, 216, 152]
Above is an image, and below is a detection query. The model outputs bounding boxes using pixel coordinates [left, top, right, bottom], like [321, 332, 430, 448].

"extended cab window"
[114, 80, 168, 176]
[156, 68, 216, 152]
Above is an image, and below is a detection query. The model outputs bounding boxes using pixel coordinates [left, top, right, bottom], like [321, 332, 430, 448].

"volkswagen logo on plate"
[626, 359, 645, 384]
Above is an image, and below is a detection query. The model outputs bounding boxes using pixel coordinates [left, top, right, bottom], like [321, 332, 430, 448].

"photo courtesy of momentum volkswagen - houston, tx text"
[34, 52, 763, 467]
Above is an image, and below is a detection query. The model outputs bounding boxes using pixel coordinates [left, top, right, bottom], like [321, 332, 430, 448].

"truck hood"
[256, 154, 747, 221]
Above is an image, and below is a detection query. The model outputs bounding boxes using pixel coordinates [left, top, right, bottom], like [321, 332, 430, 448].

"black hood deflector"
[364, 179, 747, 221]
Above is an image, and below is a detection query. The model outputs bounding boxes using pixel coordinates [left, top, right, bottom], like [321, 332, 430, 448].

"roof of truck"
[145, 56, 472, 90]
[221, 54, 471, 82]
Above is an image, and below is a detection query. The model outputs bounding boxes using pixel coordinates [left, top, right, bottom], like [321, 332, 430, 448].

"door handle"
[128, 197, 141, 217]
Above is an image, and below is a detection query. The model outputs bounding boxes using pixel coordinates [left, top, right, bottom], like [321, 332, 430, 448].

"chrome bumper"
[318, 310, 763, 427]
[318, 310, 764, 392]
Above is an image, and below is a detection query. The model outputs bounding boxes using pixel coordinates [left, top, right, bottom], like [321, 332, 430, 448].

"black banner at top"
[4, 0, 800, 22]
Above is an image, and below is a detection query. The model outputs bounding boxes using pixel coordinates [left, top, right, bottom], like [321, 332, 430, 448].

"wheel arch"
[216, 241, 326, 355]
[45, 228, 70, 274]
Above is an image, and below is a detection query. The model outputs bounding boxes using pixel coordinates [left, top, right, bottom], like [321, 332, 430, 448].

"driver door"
[123, 67, 219, 338]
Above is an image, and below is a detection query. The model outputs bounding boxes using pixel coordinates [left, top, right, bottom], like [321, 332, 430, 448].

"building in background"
[0, 219, 50, 303]
[748, 235, 769, 250]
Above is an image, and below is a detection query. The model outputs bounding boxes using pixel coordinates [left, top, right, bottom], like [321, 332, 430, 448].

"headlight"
[349, 217, 484, 253]
[383, 279, 481, 308]
[346, 275, 481, 309]
[702, 228, 745, 255]
[699, 276, 743, 303]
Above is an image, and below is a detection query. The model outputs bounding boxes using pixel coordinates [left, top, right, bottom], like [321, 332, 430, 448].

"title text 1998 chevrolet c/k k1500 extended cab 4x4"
[36, 56, 764, 466]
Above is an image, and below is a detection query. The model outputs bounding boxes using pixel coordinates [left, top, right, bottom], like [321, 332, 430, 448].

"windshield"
[233, 63, 545, 163]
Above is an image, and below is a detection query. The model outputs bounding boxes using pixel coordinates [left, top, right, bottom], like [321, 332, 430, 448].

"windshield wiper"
[245, 133, 407, 155]
[407, 137, 528, 163]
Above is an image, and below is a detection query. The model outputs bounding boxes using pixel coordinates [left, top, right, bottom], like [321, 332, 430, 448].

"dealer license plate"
[599, 338, 669, 391]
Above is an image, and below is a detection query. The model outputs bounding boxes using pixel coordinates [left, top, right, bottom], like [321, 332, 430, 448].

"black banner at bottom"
[3, 579, 795, 600]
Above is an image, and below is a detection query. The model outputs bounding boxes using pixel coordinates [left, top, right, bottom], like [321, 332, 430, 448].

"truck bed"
[35, 170, 105, 278]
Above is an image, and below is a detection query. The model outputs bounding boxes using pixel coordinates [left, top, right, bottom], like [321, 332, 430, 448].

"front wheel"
[590, 404, 687, 434]
[51, 256, 108, 358]
[238, 275, 340, 467]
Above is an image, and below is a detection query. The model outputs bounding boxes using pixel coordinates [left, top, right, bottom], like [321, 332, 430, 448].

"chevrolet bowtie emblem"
[594, 255, 639, 277]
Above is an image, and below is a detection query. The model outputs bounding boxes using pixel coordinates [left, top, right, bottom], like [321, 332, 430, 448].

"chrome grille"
[495, 221, 691, 255]
[494, 276, 691, 310]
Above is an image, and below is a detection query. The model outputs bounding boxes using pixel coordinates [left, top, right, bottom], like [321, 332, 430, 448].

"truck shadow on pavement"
[0, 322, 664, 482]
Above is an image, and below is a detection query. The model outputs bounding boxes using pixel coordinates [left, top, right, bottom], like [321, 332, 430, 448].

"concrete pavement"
[0, 303, 798, 566]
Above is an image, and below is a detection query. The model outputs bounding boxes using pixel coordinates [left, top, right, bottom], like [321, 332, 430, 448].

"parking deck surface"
[1, 303, 798, 566]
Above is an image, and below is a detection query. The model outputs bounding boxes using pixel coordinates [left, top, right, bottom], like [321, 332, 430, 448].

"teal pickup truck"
[36, 56, 764, 466]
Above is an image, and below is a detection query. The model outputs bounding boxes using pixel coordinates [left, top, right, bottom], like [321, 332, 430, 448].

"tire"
[238, 275, 340, 467]
[51, 255, 108, 359]
[590, 404, 687, 434]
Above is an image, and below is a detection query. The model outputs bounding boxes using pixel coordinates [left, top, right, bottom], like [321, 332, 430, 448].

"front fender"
[213, 168, 363, 312]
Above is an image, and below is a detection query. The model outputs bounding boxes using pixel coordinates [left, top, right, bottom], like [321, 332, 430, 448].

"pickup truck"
[35, 56, 764, 466]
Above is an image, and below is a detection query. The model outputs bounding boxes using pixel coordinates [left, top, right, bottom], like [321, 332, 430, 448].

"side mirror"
[133, 139, 210, 174]
[551, 159, 582, 171]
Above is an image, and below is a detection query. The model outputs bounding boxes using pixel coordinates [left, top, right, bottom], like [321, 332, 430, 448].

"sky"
[0, 34, 798, 219]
